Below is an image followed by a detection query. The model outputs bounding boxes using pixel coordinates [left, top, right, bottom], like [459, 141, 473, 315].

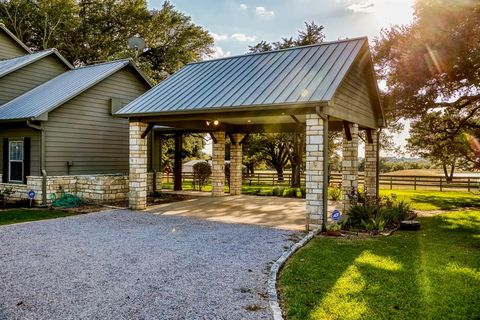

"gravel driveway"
[0, 210, 299, 320]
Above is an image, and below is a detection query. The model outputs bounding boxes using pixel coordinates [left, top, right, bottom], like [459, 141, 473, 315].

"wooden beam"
[366, 128, 373, 144]
[141, 124, 154, 139]
[290, 115, 300, 123]
[173, 133, 182, 191]
[209, 132, 218, 144]
[343, 121, 352, 141]
[240, 133, 249, 145]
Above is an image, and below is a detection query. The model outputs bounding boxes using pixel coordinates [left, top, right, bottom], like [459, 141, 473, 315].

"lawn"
[380, 189, 480, 211]
[279, 210, 480, 320]
[0, 209, 78, 226]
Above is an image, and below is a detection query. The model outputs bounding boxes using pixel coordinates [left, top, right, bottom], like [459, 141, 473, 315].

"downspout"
[315, 106, 329, 232]
[26, 121, 47, 205]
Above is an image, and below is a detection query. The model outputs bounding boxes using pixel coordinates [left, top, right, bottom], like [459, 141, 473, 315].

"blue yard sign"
[332, 209, 341, 221]
[27, 190, 36, 208]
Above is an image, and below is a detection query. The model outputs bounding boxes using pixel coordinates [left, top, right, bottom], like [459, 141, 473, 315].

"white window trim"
[8, 140, 24, 183]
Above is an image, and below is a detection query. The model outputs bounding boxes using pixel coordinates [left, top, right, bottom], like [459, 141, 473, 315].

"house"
[0, 24, 153, 204]
[0, 24, 31, 59]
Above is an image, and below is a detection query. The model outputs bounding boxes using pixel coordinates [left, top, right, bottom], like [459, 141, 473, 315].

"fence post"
[440, 177, 443, 192]
[390, 176, 393, 190]
[257, 173, 260, 186]
[414, 176, 417, 190]
[468, 178, 471, 192]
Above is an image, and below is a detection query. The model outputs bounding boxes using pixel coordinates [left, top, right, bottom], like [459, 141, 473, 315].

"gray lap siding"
[0, 32, 26, 59]
[0, 56, 69, 105]
[44, 68, 150, 175]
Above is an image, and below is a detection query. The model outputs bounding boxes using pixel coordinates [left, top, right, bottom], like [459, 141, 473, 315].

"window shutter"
[2, 138, 8, 183]
[23, 137, 31, 184]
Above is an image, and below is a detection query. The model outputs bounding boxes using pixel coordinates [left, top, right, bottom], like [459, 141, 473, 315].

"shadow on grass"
[279, 211, 480, 320]
[409, 194, 480, 210]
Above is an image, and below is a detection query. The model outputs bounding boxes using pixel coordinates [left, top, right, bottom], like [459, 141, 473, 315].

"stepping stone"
[400, 220, 421, 230]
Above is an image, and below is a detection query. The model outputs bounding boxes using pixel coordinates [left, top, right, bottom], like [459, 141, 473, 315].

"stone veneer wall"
[0, 172, 162, 205]
[305, 114, 324, 231]
[229, 133, 244, 196]
[211, 131, 226, 197]
[364, 130, 378, 197]
[129, 121, 148, 210]
[342, 123, 359, 212]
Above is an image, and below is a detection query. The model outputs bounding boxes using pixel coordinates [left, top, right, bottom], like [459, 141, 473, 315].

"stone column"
[211, 132, 226, 197]
[229, 133, 244, 195]
[305, 114, 324, 231]
[342, 123, 359, 212]
[364, 129, 378, 198]
[129, 121, 148, 210]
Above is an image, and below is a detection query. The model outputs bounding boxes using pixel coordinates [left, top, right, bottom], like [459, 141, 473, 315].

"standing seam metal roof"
[0, 49, 73, 78]
[0, 59, 134, 120]
[116, 37, 368, 116]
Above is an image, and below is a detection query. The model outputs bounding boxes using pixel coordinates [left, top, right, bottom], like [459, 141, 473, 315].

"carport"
[116, 37, 384, 231]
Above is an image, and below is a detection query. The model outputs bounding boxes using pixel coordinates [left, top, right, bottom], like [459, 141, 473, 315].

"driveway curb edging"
[268, 231, 315, 320]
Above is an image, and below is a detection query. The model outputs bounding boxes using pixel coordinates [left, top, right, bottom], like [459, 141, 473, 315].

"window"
[9, 140, 23, 182]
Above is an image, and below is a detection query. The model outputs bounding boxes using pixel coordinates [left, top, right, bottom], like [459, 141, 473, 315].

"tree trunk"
[442, 163, 455, 182]
[275, 164, 284, 181]
[291, 163, 301, 188]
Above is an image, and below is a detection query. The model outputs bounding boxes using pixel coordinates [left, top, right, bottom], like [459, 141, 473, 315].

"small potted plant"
[326, 223, 342, 236]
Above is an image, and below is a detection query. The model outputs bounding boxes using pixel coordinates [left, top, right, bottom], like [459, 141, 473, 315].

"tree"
[248, 21, 326, 187]
[0, 0, 214, 82]
[373, 0, 480, 174]
[192, 161, 211, 191]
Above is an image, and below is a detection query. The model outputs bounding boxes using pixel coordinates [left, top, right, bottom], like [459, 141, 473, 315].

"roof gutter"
[26, 120, 47, 205]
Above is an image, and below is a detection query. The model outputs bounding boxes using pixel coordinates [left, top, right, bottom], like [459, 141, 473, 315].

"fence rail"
[163, 172, 480, 191]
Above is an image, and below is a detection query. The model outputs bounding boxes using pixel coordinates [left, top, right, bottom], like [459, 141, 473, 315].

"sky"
[148, 0, 416, 156]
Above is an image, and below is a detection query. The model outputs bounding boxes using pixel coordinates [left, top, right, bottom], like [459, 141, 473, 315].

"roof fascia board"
[0, 49, 73, 78]
[116, 101, 329, 119]
[127, 61, 153, 88]
[0, 24, 32, 53]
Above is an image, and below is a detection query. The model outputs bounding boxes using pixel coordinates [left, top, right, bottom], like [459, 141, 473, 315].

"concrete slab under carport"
[145, 193, 341, 231]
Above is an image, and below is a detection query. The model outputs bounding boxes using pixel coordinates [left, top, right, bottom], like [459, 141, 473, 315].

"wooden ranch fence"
[166, 172, 480, 191]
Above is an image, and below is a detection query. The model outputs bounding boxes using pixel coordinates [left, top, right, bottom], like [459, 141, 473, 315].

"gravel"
[0, 210, 298, 320]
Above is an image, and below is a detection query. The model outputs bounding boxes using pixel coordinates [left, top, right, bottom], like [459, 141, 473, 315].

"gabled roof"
[0, 48, 73, 77]
[117, 37, 378, 116]
[0, 23, 31, 54]
[0, 59, 151, 121]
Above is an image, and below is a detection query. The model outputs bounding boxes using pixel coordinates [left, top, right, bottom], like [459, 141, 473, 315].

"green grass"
[279, 210, 480, 320]
[380, 189, 480, 211]
[0, 209, 78, 226]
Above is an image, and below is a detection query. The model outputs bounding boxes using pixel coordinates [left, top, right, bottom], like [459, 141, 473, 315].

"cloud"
[239, 3, 247, 10]
[211, 32, 229, 41]
[255, 6, 275, 19]
[208, 46, 231, 60]
[345, 0, 375, 13]
[231, 33, 257, 42]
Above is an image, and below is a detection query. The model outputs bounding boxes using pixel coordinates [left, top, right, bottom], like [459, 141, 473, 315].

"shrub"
[327, 223, 342, 232]
[283, 187, 298, 198]
[328, 186, 342, 201]
[272, 187, 285, 197]
[0, 187, 14, 209]
[192, 161, 211, 191]
[343, 189, 413, 232]
[361, 216, 386, 233]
